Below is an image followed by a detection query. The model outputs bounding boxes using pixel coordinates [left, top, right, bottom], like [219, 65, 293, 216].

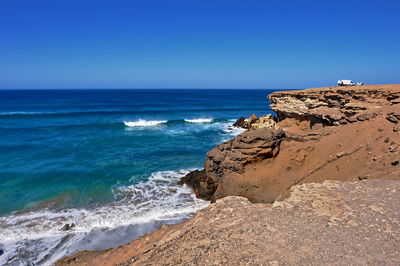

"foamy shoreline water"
[0, 170, 209, 265]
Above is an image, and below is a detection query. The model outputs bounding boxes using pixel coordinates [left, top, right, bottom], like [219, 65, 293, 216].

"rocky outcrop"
[268, 84, 400, 126]
[179, 128, 285, 201]
[233, 114, 277, 130]
[177, 169, 208, 198]
[180, 84, 400, 203]
[205, 128, 285, 201]
[57, 179, 400, 265]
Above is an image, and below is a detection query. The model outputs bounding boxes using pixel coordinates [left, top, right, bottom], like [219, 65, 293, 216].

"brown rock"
[390, 112, 400, 120]
[181, 127, 285, 201]
[233, 114, 277, 130]
[232, 117, 246, 128]
[336, 151, 345, 158]
[346, 116, 358, 123]
[250, 114, 277, 129]
[356, 112, 376, 121]
[178, 170, 214, 199]
[247, 113, 258, 123]
[389, 144, 399, 152]
[386, 115, 398, 123]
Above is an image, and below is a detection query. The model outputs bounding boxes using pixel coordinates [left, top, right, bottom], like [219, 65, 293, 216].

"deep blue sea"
[0, 89, 275, 265]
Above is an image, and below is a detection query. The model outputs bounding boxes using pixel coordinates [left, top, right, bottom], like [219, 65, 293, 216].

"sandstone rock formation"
[180, 84, 400, 203]
[268, 84, 400, 126]
[179, 128, 285, 201]
[233, 114, 277, 130]
[57, 179, 400, 265]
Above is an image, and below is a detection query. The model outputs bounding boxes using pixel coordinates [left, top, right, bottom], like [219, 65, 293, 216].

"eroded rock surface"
[180, 128, 285, 201]
[233, 114, 277, 130]
[268, 84, 400, 126]
[57, 179, 400, 266]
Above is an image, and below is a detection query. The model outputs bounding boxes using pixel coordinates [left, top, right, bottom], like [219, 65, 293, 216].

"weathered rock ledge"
[57, 179, 400, 265]
[180, 84, 400, 203]
[269, 84, 400, 126]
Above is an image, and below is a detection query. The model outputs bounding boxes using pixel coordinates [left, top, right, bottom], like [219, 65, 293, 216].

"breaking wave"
[0, 170, 208, 266]
[221, 119, 246, 140]
[184, 118, 213, 123]
[123, 120, 168, 127]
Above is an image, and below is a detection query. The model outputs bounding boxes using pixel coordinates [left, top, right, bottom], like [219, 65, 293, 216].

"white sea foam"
[221, 119, 247, 141]
[0, 169, 208, 266]
[0, 111, 42, 116]
[164, 119, 245, 141]
[224, 126, 246, 136]
[184, 118, 213, 123]
[124, 120, 168, 127]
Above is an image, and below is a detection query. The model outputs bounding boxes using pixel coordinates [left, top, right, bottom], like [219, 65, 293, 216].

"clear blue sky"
[0, 0, 399, 89]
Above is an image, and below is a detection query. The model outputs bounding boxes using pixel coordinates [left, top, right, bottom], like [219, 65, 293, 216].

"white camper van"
[337, 80, 355, 86]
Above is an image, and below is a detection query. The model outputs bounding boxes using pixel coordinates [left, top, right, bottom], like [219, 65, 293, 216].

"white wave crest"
[124, 120, 168, 127]
[220, 119, 247, 141]
[0, 169, 208, 265]
[184, 118, 213, 123]
[224, 126, 246, 136]
[0, 111, 42, 116]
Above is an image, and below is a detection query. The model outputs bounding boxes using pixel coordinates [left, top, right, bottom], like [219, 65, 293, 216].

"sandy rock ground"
[57, 179, 400, 265]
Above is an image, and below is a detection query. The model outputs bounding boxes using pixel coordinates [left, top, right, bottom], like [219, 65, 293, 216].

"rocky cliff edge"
[180, 84, 400, 203]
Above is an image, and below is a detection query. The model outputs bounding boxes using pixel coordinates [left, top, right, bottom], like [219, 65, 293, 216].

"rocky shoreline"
[58, 84, 400, 265]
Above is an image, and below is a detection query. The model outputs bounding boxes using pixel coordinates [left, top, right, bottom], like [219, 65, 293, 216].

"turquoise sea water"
[0, 89, 275, 265]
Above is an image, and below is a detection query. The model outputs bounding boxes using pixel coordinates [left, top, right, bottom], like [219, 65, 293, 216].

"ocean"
[0, 89, 275, 265]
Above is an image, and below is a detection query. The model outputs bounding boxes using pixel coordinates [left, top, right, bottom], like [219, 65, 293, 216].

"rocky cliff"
[180, 84, 400, 203]
[179, 127, 285, 200]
